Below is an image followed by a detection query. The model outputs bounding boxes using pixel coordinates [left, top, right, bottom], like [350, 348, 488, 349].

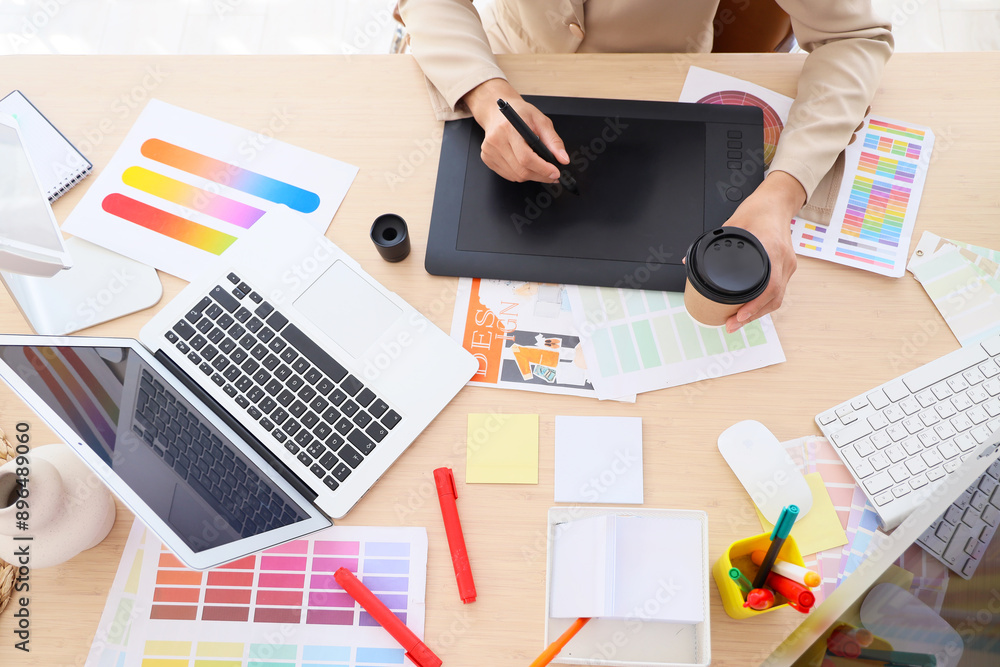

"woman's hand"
[463, 78, 569, 183]
[722, 170, 805, 333]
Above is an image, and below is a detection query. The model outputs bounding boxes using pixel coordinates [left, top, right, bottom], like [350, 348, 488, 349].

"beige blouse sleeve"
[397, 0, 508, 120]
[770, 0, 894, 200]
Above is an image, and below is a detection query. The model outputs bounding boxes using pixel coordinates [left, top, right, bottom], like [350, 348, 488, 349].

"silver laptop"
[0, 213, 477, 568]
[764, 441, 1000, 667]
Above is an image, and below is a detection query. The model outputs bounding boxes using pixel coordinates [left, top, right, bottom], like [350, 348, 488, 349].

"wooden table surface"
[0, 52, 998, 667]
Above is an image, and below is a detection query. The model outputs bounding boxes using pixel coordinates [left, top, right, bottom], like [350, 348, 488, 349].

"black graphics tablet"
[425, 95, 765, 291]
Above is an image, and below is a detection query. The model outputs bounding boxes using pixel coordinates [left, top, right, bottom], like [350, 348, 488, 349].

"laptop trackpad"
[293, 260, 402, 358]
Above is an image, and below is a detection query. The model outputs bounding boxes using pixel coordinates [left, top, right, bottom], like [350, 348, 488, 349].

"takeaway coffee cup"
[684, 227, 770, 327]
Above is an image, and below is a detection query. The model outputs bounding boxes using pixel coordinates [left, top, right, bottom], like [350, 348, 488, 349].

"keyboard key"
[335, 418, 353, 435]
[275, 364, 292, 381]
[341, 400, 359, 417]
[943, 525, 976, 565]
[323, 476, 339, 491]
[905, 457, 928, 475]
[341, 375, 363, 396]
[268, 337, 287, 354]
[322, 406, 341, 423]
[892, 484, 911, 498]
[370, 399, 389, 418]
[356, 388, 376, 407]
[365, 422, 388, 443]
[922, 449, 944, 467]
[289, 401, 307, 418]
[868, 390, 890, 410]
[868, 413, 888, 430]
[316, 378, 335, 396]
[889, 464, 909, 483]
[340, 445, 364, 468]
[266, 310, 289, 331]
[869, 452, 890, 471]
[886, 444, 906, 463]
[909, 474, 928, 490]
[302, 411, 320, 429]
[873, 491, 894, 506]
[329, 388, 347, 406]
[884, 381, 909, 402]
[326, 433, 345, 451]
[831, 420, 873, 448]
[210, 286, 239, 312]
[871, 431, 892, 449]
[382, 410, 401, 429]
[864, 472, 893, 494]
[319, 452, 338, 470]
[928, 466, 946, 481]
[348, 429, 376, 454]
[332, 463, 352, 482]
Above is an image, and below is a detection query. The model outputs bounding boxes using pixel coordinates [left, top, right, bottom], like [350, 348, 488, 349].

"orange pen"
[530, 617, 591, 667]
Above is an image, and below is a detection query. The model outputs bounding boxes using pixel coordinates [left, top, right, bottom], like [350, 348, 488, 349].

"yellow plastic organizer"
[713, 532, 805, 619]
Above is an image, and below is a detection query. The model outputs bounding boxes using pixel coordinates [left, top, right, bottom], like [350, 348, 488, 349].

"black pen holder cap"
[370, 213, 410, 262]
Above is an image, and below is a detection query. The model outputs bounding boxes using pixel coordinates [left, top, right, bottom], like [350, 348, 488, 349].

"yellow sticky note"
[467, 413, 538, 484]
[756, 473, 847, 556]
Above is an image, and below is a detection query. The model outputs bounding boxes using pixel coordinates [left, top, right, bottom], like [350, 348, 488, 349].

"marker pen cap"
[683, 227, 770, 326]
[371, 213, 410, 262]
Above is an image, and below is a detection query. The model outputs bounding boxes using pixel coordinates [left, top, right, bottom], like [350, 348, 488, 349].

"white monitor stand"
[1, 236, 163, 335]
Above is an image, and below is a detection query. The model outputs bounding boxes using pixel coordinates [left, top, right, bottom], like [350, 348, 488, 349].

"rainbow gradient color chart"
[679, 66, 794, 171]
[791, 114, 935, 277]
[696, 90, 784, 166]
[86, 521, 428, 667]
[64, 99, 358, 281]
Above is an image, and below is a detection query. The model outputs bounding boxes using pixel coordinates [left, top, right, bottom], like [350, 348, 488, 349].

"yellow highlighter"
[751, 550, 820, 588]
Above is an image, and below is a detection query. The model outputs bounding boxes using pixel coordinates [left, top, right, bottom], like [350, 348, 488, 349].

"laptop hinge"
[154, 349, 319, 504]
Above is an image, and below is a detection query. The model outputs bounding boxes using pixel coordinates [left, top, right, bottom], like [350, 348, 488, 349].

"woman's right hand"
[463, 78, 569, 183]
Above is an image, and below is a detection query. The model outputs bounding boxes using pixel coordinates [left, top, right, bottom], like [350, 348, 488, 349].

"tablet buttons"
[725, 187, 743, 202]
[727, 161, 742, 170]
[567, 22, 585, 40]
[727, 151, 742, 160]
[728, 130, 742, 139]
[728, 140, 742, 149]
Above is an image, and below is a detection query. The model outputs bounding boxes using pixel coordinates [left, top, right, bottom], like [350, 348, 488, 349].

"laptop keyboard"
[134, 369, 296, 535]
[163, 272, 403, 495]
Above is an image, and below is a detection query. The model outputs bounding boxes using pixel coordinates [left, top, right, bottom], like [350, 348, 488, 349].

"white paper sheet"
[63, 99, 358, 280]
[554, 416, 643, 504]
[565, 285, 785, 399]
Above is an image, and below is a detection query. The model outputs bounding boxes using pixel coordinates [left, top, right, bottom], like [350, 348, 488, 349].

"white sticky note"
[554, 416, 643, 504]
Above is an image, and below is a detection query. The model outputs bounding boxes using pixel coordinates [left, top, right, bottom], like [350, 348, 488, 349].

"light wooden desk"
[0, 53, 997, 667]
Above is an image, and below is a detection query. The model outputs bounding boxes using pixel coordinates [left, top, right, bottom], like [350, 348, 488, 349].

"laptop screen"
[785, 457, 1000, 667]
[0, 343, 312, 553]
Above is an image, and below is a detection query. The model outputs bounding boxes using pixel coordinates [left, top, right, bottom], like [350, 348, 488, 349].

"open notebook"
[549, 513, 705, 624]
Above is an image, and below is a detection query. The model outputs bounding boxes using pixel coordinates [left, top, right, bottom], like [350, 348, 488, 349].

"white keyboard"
[817, 334, 1000, 536]
[915, 460, 1000, 579]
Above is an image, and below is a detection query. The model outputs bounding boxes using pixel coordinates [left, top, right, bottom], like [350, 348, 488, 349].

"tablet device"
[0, 113, 73, 277]
[426, 96, 765, 291]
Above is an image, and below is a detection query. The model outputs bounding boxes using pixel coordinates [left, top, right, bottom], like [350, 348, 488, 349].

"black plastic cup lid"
[685, 227, 770, 305]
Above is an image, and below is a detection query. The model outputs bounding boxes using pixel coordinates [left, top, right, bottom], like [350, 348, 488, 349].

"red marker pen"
[766, 572, 815, 614]
[334, 567, 442, 667]
[434, 466, 477, 603]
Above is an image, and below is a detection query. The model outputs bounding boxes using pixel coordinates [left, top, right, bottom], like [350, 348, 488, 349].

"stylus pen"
[496, 98, 580, 195]
[751, 504, 799, 590]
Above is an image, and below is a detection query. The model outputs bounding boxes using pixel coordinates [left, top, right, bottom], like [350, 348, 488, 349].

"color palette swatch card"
[63, 99, 358, 280]
[87, 520, 428, 667]
[565, 285, 785, 399]
[907, 231, 1000, 345]
[792, 115, 935, 277]
[678, 66, 793, 171]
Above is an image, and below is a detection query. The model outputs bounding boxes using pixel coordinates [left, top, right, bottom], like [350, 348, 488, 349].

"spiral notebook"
[0, 90, 92, 201]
